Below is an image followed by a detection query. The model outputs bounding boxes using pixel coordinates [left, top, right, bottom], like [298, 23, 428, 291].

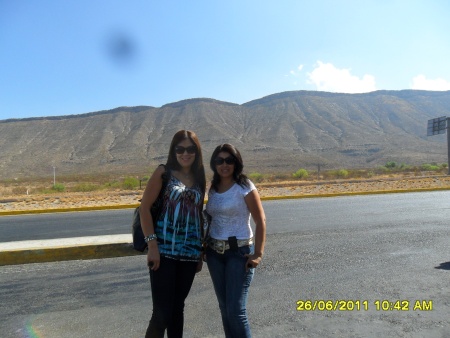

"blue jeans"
[146, 256, 198, 338]
[206, 245, 255, 338]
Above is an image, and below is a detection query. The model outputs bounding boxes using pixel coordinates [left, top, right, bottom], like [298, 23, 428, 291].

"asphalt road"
[1, 191, 450, 337]
[1, 190, 450, 242]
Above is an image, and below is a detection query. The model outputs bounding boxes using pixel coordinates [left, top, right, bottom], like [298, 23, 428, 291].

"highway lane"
[1, 190, 449, 337]
[1, 190, 450, 242]
[0, 209, 132, 242]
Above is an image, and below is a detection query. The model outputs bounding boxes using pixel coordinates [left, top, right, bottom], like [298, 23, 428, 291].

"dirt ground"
[1, 175, 450, 213]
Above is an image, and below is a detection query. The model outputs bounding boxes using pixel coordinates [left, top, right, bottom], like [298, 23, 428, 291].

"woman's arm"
[139, 165, 166, 270]
[244, 189, 266, 270]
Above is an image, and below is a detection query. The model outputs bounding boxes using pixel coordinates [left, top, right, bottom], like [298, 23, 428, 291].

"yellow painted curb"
[0, 242, 142, 266]
[0, 204, 140, 216]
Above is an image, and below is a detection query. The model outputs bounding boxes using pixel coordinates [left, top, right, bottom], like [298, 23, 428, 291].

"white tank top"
[206, 180, 256, 240]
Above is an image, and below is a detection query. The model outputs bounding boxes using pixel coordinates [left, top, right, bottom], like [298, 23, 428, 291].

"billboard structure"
[427, 116, 447, 136]
[427, 116, 450, 174]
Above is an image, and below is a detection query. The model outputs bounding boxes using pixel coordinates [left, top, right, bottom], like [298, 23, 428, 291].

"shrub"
[345, 169, 367, 179]
[324, 169, 350, 179]
[293, 169, 309, 179]
[122, 177, 139, 190]
[375, 166, 389, 174]
[398, 163, 411, 170]
[72, 183, 100, 192]
[52, 183, 65, 192]
[105, 180, 122, 189]
[248, 172, 264, 183]
[421, 163, 440, 171]
[336, 169, 349, 178]
[385, 161, 396, 169]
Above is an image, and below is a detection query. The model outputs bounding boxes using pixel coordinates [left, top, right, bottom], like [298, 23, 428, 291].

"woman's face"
[214, 151, 235, 179]
[175, 139, 196, 169]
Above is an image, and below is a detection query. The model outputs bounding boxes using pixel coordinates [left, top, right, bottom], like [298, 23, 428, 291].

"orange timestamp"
[296, 300, 433, 311]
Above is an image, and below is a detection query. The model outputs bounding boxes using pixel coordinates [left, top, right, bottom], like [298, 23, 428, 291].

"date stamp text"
[296, 300, 433, 311]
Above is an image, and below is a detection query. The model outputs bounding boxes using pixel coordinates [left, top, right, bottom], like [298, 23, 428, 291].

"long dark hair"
[166, 130, 206, 195]
[210, 143, 249, 192]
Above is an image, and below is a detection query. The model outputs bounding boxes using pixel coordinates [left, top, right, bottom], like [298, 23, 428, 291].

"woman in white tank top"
[205, 143, 266, 338]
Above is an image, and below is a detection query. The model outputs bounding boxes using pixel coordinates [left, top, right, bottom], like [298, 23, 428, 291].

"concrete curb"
[0, 235, 142, 266]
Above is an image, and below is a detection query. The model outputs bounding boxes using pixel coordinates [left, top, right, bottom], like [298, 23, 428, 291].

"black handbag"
[132, 165, 169, 252]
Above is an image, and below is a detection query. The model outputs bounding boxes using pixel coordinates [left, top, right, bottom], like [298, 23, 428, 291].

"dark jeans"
[145, 256, 198, 338]
[206, 245, 255, 338]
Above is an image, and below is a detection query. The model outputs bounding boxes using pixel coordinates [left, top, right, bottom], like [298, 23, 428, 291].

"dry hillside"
[1, 90, 449, 180]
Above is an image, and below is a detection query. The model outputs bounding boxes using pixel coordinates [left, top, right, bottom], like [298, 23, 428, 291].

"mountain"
[1, 90, 449, 180]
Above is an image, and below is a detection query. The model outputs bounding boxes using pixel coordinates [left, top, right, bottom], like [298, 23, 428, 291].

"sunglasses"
[213, 156, 236, 165]
[175, 145, 197, 154]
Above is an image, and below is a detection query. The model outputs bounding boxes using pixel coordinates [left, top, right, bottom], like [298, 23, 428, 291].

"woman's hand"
[147, 241, 160, 270]
[244, 253, 262, 272]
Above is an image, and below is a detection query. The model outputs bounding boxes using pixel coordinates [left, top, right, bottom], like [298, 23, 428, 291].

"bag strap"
[202, 210, 212, 248]
[159, 164, 169, 182]
[159, 164, 171, 192]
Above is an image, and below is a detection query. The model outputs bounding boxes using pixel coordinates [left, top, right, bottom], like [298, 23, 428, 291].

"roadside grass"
[1, 162, 449, 197]
[249, 162, 448, 184]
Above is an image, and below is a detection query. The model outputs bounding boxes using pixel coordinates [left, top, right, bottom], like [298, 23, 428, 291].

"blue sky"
[1, 0, 450, 120]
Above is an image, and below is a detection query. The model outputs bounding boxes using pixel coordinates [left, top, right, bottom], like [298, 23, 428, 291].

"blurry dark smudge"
[103, 30, 138, 67]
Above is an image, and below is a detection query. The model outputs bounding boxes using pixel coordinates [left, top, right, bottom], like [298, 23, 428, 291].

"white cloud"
[307, 61, 376, 93]
[411, 75, 450, 91]
[288, 64, 304, 78]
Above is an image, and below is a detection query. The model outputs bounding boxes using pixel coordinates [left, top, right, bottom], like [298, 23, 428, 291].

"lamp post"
[447, 118, 450, 175]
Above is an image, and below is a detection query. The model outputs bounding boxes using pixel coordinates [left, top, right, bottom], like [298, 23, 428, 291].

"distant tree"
[385, 161, 396, 169]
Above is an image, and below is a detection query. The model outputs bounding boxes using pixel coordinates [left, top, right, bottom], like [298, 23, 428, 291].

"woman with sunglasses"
[140, 130, 206, 338]
[204, 143, 266, 338]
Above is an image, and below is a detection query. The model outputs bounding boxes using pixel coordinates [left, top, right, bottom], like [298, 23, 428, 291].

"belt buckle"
[215, 240, 226, 254]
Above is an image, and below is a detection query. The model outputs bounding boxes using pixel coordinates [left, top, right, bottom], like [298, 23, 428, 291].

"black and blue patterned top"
[155, 175, 203, 262]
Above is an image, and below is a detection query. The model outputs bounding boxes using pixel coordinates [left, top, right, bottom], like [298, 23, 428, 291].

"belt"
[209, 237, 253, 254]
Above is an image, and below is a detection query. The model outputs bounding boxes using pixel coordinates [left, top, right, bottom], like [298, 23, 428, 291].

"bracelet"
[144, 234, 157, 243]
